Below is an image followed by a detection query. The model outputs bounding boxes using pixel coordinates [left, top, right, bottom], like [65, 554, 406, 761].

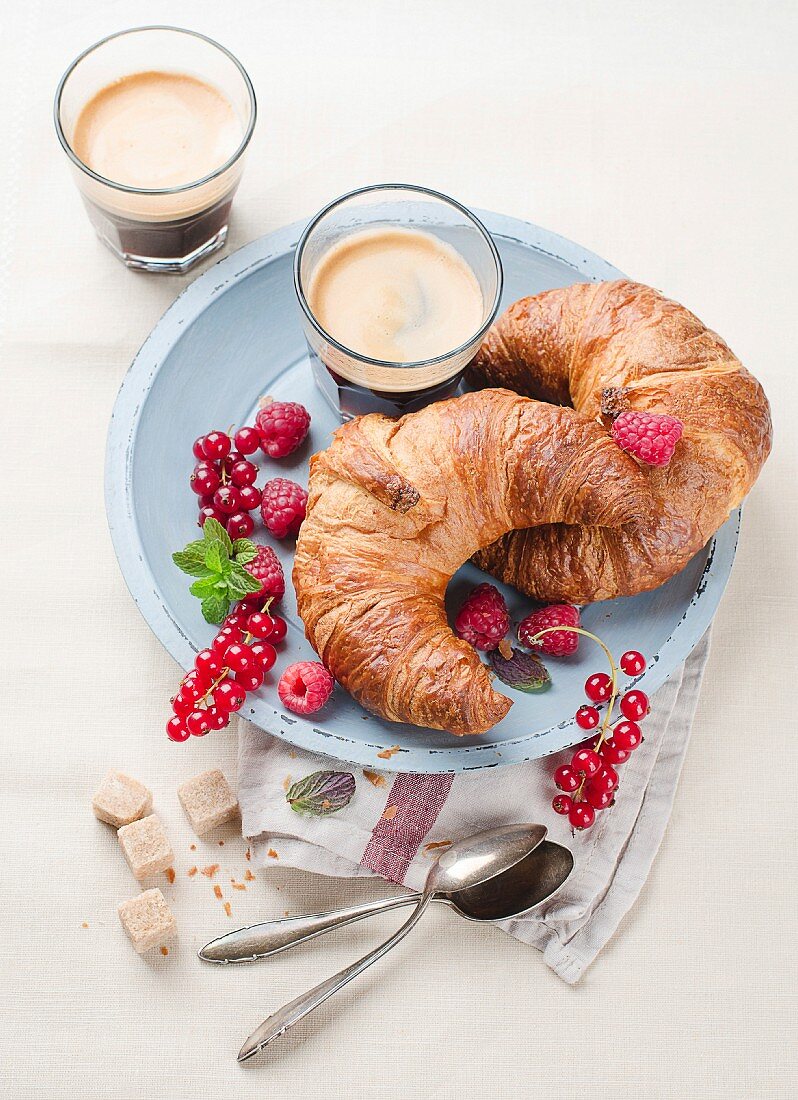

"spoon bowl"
[232, 823, 573, 1060]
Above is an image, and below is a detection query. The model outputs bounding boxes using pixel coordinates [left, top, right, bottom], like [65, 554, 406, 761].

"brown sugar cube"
[118, 815, 174, 881]
[118, 889, 177, 954]
[92, 770, 152, 828]
[177, 769, 239, 837]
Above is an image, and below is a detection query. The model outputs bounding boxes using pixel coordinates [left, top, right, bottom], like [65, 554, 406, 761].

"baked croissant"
[294, 390, 651, 734]
[467, 281, 772, 601]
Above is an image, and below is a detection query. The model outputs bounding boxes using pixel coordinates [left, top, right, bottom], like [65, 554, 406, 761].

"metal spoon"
[233, 824, 572, 1061]
[200, 833, 572, 965]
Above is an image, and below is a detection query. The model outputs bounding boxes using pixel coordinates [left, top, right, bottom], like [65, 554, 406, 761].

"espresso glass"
[294, 184, 503, 419]
[54, 26, 256, 273]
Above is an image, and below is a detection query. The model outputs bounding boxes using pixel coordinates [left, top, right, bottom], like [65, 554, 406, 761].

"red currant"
[620, 650, 646, 676]
[203, 431, 231, 460]
[213, 679, 246, 713]
[206, 706, 229, 731]
[212, 626, 243, 656]
[186, 710, 211, 736]
[620, 689, 649, 721]
[571, 748, 602, 777]
[171, 691, 193, 718]
[247, 611, 278, 639]
[230, 461, 257, 488]
[585, 672, 612, 703]
[268, 615, 287, 644]
[190, 463, 221, 496]
[198, 505, 226, 528]
[592, 764, 619, 793]
[179, 674, 205, 702]
[213, 485, 242, 515]
[192, 436, 208, 460]
[194, 648, 222, 680]
[234, 426, 260, 455]
[249, 641, 276, 671]
[575, 704, 600, 730]
[612, 719, 642, 751]
[226, 512, 255, 539]
[225, 643, 256, 674]
[554, 764, 580, 792]
[223, 612, 248, 630]
[234, 668, 264, 692]
[601, 737, 630, 765]
[552, 794, 573, 816]
[166, 716, 190, 742]
[222, 449, 244, 470]
[238, 485, 261, 512]
[568, 801, 595, 830]
[585, 783, 614, 810]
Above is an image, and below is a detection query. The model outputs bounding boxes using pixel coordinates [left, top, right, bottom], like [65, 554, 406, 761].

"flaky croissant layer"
[294, 390, 650, 734]
[467, 280, 772, 601]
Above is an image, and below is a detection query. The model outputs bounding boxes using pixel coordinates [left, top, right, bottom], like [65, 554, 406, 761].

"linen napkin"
[237, 631, 710, 984]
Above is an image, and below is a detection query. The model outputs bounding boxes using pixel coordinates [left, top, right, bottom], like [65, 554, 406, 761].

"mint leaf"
[172, 541, 210, 576]
[227, 560, 263, 598]
[232, 538, 257, 565]
[190, 575, 221, 598]
[174, 527, 262, 625]
[201, 516, 232, 555]
[287, 772, 356, 815]
[201, 593, 229, 624]
[205, 541, 228, 574]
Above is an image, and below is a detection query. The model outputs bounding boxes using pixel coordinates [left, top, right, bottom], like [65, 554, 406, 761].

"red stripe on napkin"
[360, 773, 454, 884]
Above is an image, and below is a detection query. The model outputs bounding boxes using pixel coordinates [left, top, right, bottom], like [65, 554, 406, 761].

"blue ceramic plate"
[105, 212, 737, 772]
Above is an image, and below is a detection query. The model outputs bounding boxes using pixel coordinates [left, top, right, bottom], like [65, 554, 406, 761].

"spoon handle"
[238, 893, 433, 1061]
[199, 893, 420, 964]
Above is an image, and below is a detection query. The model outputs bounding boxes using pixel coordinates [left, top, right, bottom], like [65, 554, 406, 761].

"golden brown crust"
[294, 389, 651, 734]
[467, 280, 772, 600]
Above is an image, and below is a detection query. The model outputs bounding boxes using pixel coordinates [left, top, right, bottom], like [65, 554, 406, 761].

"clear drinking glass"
[54, 26, 256, 273]
[294, 184, 503, 419]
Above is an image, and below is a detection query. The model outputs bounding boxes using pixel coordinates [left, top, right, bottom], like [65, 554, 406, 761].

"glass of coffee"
[54, 26, 256, 273]
[294, 184, 503, 419]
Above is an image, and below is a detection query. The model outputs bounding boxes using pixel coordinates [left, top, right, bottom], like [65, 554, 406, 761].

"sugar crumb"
[267, 848, 279, 859]
[165, 867, 176, 884]
[363, 769, 386, 787]
[81, 922, 88, 929]
[201, 864, 220, 878]
[188, 866, 198, 877]
[224, 902, 232, 917]
[382, 805, 398, 820]
[244, 869, 255, 882]
[160, 946, 169, 956]
[213, 884, 223, 899]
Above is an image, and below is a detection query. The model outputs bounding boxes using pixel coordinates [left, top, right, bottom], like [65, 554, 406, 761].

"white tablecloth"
[1, 2, 795, 1097]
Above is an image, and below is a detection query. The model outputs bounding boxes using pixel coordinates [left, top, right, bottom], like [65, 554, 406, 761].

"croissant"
[293, 389, 651, 734]
[467, 281, 772, 602]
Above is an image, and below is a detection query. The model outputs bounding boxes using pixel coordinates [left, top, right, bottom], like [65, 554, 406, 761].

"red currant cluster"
[166, 597, 287, 742]
[191, 428, 262, 539]
[547, 639, 650, 832]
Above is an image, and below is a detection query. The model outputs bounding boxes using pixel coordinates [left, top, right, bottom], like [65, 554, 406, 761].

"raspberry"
[260, 478, 308, 538]
[245, 544, 285, 600]
[518, 604, 580, 656]
[454, 583, 510, 651]
[278, 661, 334, 715]
[256, 401, 311, 458]
[611, 410, 683, 467]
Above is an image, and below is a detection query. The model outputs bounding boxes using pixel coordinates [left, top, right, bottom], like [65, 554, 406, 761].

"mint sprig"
[172, 518, 261, 624]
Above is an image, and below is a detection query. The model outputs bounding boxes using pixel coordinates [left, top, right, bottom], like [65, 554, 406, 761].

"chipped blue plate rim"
[105, 211, 738, 773]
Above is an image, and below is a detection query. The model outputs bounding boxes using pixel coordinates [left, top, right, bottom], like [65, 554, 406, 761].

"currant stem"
[527, 625, 620, 751]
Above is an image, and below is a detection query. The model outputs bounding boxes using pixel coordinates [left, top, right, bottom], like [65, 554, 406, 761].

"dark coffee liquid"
[310, 349, 465, 419]
[81, 188, 237, 271]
